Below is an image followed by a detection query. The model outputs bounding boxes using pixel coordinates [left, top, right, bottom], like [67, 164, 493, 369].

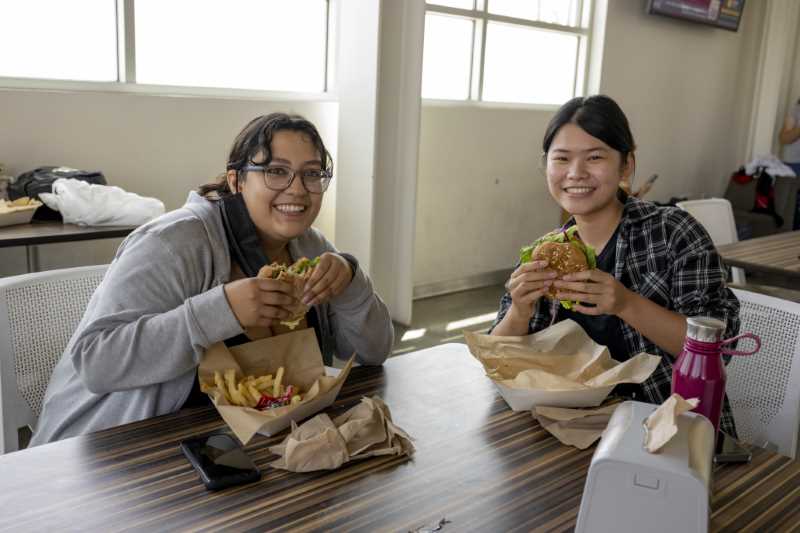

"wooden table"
[0, 344, 798, 532]
[0, 222, 137, 272]
[718, 230, 800, 281]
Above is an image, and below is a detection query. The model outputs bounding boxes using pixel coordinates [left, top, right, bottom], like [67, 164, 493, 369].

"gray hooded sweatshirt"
[30, 192, 393, 446]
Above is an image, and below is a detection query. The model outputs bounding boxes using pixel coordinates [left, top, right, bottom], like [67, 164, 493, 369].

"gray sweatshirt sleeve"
[320, 246, 394, 366]
[69, 228, 242, 394]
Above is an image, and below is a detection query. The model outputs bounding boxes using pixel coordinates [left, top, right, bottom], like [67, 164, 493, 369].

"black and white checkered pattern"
[492, 196, 741, 437]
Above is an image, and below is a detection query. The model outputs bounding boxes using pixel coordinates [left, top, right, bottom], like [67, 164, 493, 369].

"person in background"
[778, 98, 800, 230]
[31, 113, 393, 445]
[490, 95, 741, 436]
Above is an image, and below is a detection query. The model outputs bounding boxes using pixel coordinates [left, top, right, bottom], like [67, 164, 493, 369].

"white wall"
[414, 105, 557, 289]
[600, 0, 764, 199]
[333, 0, 380, 277]
[412, 0, 765, 290]
[0, 89, 337, 276]
[371, 0, 425, 325]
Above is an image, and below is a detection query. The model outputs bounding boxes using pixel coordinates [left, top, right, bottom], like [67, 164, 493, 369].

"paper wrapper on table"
[199, 328, 354, 444]
[464, 319, 661, 410]
[532, 403, 621, 449]
[643, 393, 699, 453]
[269, 396, 415, 472]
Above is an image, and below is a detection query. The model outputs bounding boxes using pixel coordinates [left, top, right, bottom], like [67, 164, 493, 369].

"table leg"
[25, 245, 39, 272]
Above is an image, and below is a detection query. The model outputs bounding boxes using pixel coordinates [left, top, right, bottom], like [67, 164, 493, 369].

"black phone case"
[180, 439, 261, 491]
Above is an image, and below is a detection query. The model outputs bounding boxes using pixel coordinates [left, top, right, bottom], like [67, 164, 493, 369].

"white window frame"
[423, 0, 594, 108]
[0, 0, 336, 102]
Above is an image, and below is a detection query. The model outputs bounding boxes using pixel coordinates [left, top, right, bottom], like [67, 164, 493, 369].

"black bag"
[8, 166, 108, 221]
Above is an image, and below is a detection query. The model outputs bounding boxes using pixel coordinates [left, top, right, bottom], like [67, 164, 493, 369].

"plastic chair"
[675, 198, 745, 284]
[0, 265, 107, 454]
[727, 288, 800, 459]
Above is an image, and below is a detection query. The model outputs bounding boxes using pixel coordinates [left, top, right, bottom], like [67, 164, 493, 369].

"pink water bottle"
[672, 317, 760, 432]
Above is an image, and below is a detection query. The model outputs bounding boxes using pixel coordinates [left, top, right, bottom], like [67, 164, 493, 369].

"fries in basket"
[201, 366, 303, 410]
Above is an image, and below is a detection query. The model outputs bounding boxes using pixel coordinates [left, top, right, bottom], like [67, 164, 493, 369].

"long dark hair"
[198, 113, 333, 198]
[542, 94, 636, 171]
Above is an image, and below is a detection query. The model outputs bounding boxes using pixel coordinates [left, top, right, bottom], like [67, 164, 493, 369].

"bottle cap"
[686, 316, 726, 343]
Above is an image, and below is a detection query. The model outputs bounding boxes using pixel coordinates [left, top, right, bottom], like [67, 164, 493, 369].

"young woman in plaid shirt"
[491, 95, 741, 436]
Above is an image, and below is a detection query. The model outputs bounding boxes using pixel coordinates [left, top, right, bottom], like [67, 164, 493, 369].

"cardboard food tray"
[494, 382, 614, 412]
[200, 329, 354, 444]
[0, 204, 39, 227]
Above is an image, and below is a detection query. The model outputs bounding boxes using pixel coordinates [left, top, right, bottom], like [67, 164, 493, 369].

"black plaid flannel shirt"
[491, 196, 741, 437]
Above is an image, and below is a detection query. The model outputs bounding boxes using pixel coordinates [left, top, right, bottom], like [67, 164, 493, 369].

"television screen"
[647, 0, 745, 32]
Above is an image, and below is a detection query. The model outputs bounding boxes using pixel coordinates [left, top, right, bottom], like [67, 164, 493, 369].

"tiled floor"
[391, 284, 505, 356]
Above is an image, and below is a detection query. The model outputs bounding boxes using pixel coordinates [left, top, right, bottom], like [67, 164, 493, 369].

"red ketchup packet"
[256, 385, 295, 411]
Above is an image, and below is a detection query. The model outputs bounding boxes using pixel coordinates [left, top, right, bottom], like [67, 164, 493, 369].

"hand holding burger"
[256, 256, 320, 330]
[519, 226, 597, 310]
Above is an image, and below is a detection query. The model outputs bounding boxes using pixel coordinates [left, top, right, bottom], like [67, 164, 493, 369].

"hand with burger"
[520, 226, 633, 317]
[520, 226, 596, 311]
[497, 228, 582, 330]
[302, 252, 354, 307]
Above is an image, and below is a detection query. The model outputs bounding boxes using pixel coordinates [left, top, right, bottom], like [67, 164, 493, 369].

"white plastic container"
[575, 401, 714, 533]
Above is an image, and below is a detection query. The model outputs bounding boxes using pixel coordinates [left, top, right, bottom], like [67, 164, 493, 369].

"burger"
[246, 256, 320, 339]
[519, 226, 597, 310]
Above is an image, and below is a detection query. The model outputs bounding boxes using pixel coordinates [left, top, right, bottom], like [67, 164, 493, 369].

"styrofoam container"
[0, 205, 38, 227]
[256, 366, 342, 436]
[494, 382, 614, 411]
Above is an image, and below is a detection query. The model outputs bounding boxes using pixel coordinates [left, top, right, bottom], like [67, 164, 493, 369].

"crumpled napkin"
[532, 403, 621, 449]
[643, 393, 699, 453]
[269, 396, 415, 472]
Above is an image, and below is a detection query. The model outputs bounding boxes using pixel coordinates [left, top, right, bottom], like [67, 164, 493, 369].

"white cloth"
[39, 178, 165, 226]
[744, 155, 796, 177]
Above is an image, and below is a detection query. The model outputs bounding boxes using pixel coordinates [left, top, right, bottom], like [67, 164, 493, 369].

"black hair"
[542, 94, 636, 172]
[198, 113, 333, 198]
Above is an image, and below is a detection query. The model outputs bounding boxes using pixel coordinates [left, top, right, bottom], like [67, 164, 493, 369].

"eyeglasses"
[241, 163, 332, 194]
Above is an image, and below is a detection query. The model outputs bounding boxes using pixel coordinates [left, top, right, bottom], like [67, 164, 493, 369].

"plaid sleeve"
[666, 210, 741, 340]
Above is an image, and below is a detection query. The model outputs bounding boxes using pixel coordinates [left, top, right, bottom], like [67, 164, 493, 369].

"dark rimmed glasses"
[241, 163, 333, 194]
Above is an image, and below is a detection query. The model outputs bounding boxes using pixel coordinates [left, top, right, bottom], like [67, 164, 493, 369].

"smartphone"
[180, 433, 261, 490]
[714, 431, 752, 464]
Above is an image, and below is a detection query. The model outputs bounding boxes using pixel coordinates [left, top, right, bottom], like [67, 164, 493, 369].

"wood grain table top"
[0, 344, 797, 532]
[0, 222, 137, 248]
[718, 230, 800, 280]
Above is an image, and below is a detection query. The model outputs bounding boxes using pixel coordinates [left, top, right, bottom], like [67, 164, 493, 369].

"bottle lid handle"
[721, 332, 761, 356]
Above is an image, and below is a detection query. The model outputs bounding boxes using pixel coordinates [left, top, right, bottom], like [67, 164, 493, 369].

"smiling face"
[227, 130, 324, 252]
[545, 123, 633, 218]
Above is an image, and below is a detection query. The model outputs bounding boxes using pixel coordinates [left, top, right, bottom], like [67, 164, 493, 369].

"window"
[0, 0, 331, 94]
[135, 0, 328, 92]
[0, 0, 118, 82]
[422, 0, 592, 105]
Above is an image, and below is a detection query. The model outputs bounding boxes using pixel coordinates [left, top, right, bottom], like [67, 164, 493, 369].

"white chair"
[0, 265, 107, 454]
[676, 198, 745, 284]
[727, 288, 800, 459]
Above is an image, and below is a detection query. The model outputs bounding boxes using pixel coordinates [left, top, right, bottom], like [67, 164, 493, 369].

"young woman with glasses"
[31, 113, 393, 445]
[489, 95, 742, 437]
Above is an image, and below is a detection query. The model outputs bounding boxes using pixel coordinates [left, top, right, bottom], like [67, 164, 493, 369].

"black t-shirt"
[555, 226, 640, 398]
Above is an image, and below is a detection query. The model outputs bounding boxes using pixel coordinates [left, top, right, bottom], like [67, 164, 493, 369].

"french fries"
[200, 366, 303, 410]
[8, 197, 36, 207]
[0, 196, 41, 212]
